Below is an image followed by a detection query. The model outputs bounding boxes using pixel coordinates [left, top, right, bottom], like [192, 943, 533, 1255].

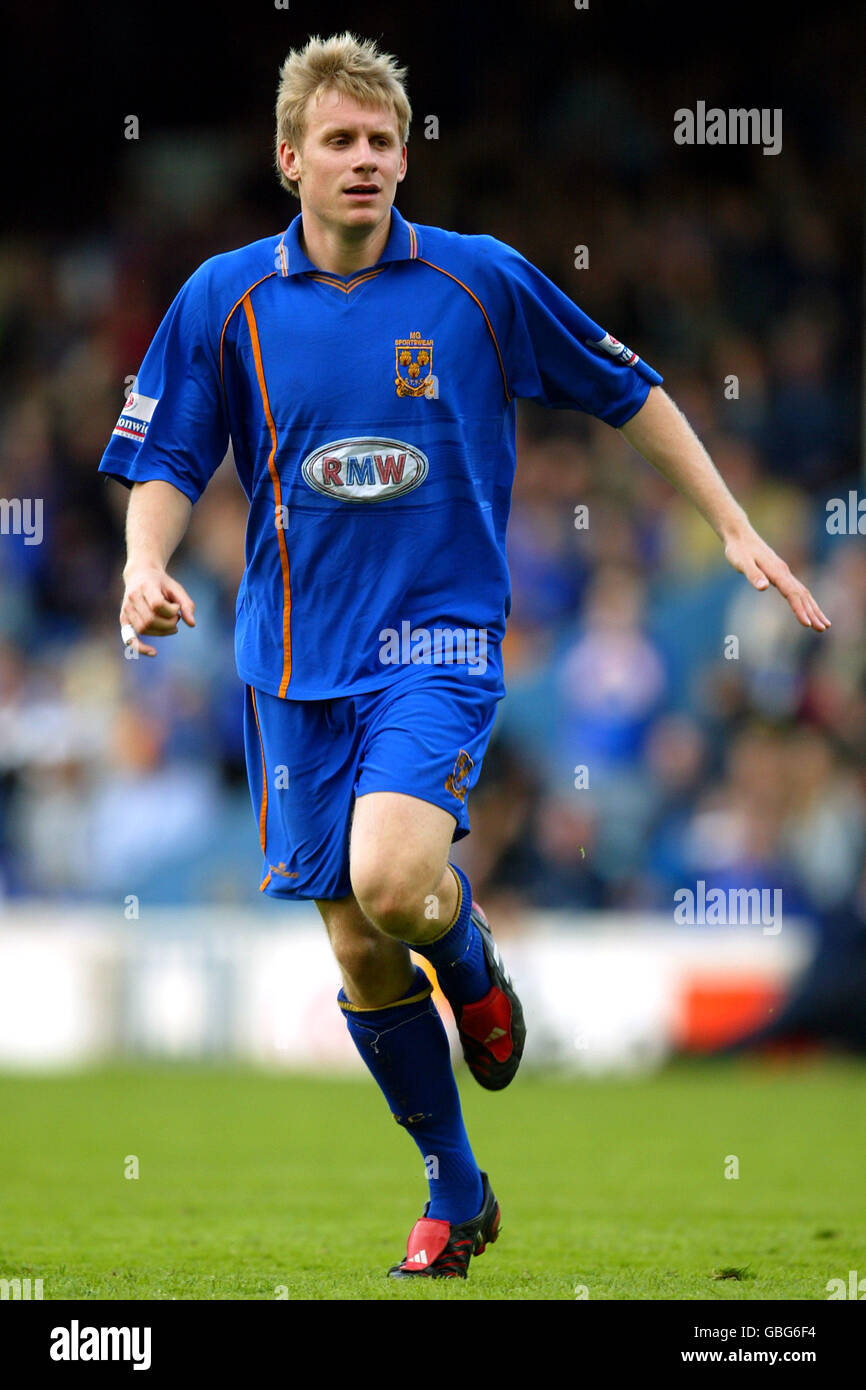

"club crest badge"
[395, 331, 434, 397]
[445, 750, 474, 804]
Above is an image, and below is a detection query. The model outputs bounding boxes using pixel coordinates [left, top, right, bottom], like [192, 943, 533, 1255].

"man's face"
[279, 89, 407, 234]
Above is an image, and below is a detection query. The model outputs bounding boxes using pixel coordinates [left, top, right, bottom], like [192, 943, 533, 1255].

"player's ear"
[396, 145, 407, 183]
[279, 139, 301, 185]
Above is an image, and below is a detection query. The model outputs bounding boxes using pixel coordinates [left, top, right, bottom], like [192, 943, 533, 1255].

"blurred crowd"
[0, 48, 862, 936]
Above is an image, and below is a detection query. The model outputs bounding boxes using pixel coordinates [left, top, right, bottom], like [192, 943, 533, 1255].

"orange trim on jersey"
[306, 267, 386, 294]
[250, 687, 268, 854]
[242, 294, 293, 695]
[415, 258, 511, 403]
[409, 224, 418, 258]
[260, 869, 272, 892]
[219, 273, 278, 389]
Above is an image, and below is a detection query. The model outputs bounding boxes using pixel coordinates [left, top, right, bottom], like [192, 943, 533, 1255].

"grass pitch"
[0, 1058, 863, 1300]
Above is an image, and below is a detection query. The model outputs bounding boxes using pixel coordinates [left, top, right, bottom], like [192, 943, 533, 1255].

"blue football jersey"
[98, 205, 663, 699]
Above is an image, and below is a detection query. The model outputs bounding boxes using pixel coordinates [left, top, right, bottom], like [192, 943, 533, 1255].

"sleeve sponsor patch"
[112, 392, 160, 444]
[585, 332, 639, 367]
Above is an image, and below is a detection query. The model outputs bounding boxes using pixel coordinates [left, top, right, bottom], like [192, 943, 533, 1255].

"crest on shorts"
[445, 749, 474, 804]
[270, 861, 299, 879]
[395, 331, 434, 397]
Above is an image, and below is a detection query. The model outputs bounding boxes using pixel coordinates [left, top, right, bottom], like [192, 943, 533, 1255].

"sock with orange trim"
[409, 862, 492, 1007]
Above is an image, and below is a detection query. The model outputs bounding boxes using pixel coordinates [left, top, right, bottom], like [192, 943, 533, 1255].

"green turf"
[0, 1058, 863, 1299]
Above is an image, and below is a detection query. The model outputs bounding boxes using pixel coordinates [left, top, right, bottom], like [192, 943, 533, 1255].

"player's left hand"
[723, 527, 830, 631]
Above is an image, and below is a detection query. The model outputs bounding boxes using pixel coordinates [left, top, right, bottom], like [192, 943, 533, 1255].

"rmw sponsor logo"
[0, 1276, 43, 1299]
[49, 1320, 152, 1371]
[301, 437, 428, 502]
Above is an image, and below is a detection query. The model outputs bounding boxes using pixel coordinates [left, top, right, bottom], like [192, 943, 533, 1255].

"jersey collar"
[275, 204, 420, 279]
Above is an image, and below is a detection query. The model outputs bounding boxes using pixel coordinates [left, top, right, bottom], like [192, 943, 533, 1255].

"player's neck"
[298, 208, 391, 278]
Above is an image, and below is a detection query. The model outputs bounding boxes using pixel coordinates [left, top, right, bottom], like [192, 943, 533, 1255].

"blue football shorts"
[243, 669, 504, 901]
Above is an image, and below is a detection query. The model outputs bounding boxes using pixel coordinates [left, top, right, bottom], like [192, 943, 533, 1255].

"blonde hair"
[274, 32, 412, 198]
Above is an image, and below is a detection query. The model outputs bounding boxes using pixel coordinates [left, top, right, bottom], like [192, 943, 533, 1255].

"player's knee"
[351, 862, 432, 938]
[329, 928, 390, 985]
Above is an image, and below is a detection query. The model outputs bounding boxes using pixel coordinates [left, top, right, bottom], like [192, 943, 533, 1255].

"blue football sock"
[410, 863, 492, 1007]
[340, 966, 483, 1224]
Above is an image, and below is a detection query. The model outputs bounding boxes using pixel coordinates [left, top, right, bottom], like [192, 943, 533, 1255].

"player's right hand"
[119, 566, 196, 657]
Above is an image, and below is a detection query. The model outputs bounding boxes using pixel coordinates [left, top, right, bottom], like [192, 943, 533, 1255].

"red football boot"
[450, 902, 526, 1090]
[388, 1171, 501, 1279]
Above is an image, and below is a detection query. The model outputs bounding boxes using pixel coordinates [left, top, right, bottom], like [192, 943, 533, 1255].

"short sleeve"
[98, 264, 229, 504]
[489, 240, 663, 426]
